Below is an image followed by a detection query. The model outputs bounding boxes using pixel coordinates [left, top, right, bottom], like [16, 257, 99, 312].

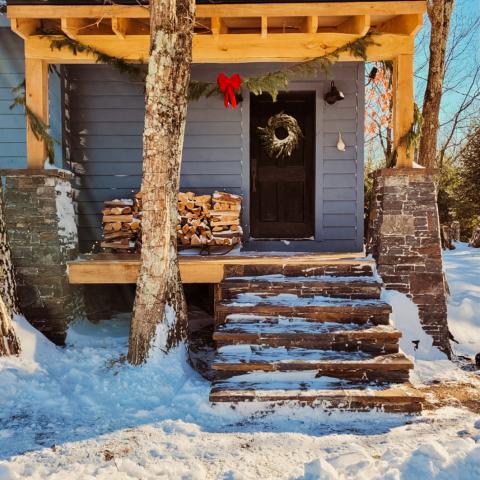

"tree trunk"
[127, 0, 195, 365]
[418, 0, 455, 168]
[0, 186, 21, 356]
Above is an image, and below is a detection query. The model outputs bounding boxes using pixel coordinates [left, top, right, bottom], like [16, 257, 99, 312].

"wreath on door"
[257, 112, 303, 159]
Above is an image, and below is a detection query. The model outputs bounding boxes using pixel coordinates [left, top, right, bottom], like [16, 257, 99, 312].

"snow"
[227, 293, 386, 307]
[1, 244, 480, 478]
[55, 180, 78, 247]
[443, 243, 480, 357]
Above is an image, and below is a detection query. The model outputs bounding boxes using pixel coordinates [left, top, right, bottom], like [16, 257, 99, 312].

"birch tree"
[418, 0, 455, 168]
[0, 187, 20, 356]
[127, 0, 195, 364]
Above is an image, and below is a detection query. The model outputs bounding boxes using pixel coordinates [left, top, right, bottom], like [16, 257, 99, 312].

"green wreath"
[257, 113, 303, 159]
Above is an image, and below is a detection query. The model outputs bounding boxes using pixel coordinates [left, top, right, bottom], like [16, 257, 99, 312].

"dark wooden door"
[250, 92, 315, 239]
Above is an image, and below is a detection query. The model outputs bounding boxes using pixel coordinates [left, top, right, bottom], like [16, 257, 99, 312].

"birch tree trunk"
[0, 186, 21, 356]
[418, 0, 455, 168]
[127, 0, 195, 364]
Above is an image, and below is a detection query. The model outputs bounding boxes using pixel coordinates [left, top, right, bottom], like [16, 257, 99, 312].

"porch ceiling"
[7, 1, 425, 63]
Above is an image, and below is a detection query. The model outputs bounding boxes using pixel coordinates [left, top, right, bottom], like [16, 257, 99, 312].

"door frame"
[240, 82, 325, 243]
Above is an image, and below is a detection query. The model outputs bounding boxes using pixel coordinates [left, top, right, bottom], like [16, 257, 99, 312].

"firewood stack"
[100, 190, 242, 252]
[210, 192, 242, 246]
[101, 199, 141, 252]
[177, 192, 213, 246]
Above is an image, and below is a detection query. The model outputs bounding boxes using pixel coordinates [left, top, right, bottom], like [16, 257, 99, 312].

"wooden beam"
[261, 16, 268, 38]
[378, 13, 424, 36]
[10, 18, 40, 40]
[211, 16, 227, 39]
[68, 253, 372, 284]
[337, 15, 370, 35]
[393, 54, 414, 168]
[61, 18, 91, 39]
[112, 18, 130, 39]
[303, 16, 319, 34]
[24, 33, 414, 63]
[7, 5, 149, 19]
[7, 2, 427, 20]
[25, 58, 49, 169]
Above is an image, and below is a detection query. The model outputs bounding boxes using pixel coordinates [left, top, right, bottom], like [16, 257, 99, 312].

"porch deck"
[67, 251, 371, 284]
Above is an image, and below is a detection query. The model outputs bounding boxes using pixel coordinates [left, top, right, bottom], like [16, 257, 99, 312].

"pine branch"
[40, 29, 145, 80]
[10, 81, 59, 165]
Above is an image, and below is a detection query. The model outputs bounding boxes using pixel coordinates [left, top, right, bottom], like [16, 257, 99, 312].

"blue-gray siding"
[0, 26, 63, 169]
[69, 63, 364, 252]
[0, 27, 26, 169]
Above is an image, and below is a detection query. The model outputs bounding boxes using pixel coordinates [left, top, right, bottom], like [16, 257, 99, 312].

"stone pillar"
[1, 169, 83, 345]
[367, 168, 452, 356]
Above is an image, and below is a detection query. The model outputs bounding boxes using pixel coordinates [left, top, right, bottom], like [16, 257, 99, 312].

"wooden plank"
[111, 18, 134, 39]
[68, 253, 375, 284]
[61, 18, 89, 40]
[378, 13, 424, 36]
[303, 16, 319, 34]
[393, 54, 414, 168]
[337, 15, 370, 35]
[10, 18, 40, 40]
[23, 33, 415, 63]
[7, 3, 427, 20]
[25, 58, 48, 169]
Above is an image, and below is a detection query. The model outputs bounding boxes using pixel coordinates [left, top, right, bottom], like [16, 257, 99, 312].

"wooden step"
[213, 347, 413, 382]
[223, 261, 375, 279]
[209, 381, 423, 413]
[213, 318, 400, 354]
[215, 296, 392, 325]
[220, 275, 383, 300]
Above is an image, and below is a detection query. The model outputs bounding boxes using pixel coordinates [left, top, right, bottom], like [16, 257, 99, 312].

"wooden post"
[393, 54, 414, 168]
[25, 58, 49, 169]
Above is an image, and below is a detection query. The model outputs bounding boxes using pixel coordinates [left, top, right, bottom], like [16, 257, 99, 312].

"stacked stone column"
[367, 168, 452, 356]
[1, 169, 83, 345]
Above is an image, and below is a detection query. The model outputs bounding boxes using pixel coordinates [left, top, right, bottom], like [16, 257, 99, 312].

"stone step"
[223, 261, 375, 279]
[215, 296, 392, 325]
[213, 318, 400, 354]
[213, 347, 413, 382]
[209, 378, 423, 413]
[220, 274, 383, 300]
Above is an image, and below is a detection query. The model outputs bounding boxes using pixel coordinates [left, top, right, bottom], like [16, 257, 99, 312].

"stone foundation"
[1, 169, 83, 344]
[367, 168, 452, 356]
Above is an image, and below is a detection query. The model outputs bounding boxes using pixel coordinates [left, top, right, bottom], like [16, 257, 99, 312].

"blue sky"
[414, 0, 480, 148]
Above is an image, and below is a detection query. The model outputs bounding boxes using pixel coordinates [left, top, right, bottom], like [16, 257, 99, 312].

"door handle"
[252, 158, 257, 193]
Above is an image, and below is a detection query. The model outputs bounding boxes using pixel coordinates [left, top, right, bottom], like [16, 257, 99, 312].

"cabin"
[0, 0, 450, 410]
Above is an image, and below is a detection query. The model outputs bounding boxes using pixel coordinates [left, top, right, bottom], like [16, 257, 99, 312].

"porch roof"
[6, 0, 425, 170]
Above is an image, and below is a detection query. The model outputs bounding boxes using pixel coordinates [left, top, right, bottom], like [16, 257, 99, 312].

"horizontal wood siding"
[0, 28, 26, 169]
[68, 65, 244, 250]
[68, 63, 364, 252]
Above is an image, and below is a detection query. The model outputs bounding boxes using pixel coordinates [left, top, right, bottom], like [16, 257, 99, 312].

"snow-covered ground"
[0, 244, 479, 479]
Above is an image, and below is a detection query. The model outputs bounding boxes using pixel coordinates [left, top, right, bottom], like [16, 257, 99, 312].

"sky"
[414, 0, 480, 151]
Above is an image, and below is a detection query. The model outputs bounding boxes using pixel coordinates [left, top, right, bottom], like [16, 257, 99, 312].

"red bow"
[217, 73, 242, 109]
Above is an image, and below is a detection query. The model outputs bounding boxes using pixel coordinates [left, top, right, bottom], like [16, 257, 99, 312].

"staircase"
[209, 260, 423, 413]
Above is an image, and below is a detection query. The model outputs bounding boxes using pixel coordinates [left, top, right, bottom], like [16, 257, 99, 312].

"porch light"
[324, 81, 345, 105]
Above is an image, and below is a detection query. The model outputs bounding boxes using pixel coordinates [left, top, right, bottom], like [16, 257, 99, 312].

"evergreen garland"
[39, 29, 145, 80]
[388, 102, 423, 167]
[42, 29, 376, 103]
[197, 31, 377, 102]
[10, 81, 58, 164]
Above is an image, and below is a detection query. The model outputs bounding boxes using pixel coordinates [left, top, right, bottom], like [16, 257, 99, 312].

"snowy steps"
[214, 318, 400, 354]
[220, 275, 382, 300]
[215, 299, 392, 325]
[213, 348, 413, 383]
[209, 384, 423, 413]
[210, 262, 422, 412]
